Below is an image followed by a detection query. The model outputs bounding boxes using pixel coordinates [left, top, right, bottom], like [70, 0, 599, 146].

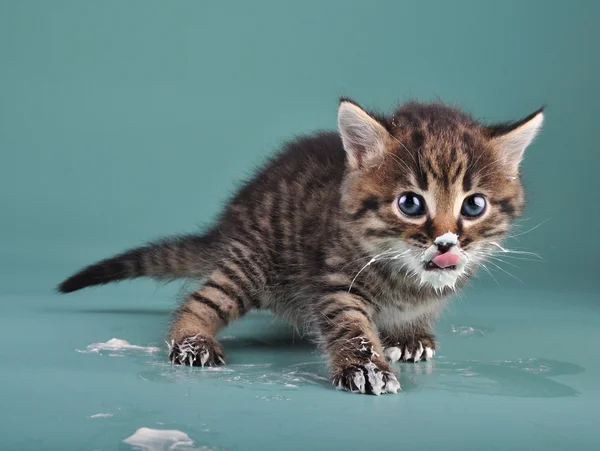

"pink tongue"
[431, 253, 460, 268]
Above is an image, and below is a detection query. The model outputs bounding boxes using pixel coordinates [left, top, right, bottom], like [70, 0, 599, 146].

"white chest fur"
[373, 301, 442, 333]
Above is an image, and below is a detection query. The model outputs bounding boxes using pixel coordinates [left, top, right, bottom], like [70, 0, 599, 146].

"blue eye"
[398, 192, 426, 217]
[461, 194, 486, 218]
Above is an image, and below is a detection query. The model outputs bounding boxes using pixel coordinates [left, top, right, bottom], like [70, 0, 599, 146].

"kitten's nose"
[436, 243, 453, 254]
[433, 232, 459, 254]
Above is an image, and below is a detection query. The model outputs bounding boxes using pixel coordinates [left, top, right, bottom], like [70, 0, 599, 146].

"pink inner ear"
[431, 253, 460, 268]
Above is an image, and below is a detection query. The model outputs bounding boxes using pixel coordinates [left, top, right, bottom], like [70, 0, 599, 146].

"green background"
[1, 1, 598, 450]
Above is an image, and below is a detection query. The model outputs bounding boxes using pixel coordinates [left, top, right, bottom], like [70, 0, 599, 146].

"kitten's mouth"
[422, 250, 461, 271]
[417, 251, 465, 290]
[424, 261, 457, 271]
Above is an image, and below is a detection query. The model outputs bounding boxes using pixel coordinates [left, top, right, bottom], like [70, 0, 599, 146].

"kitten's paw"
[333, 362, 401, 395]
[384, 340, 435, 363]
[167, 334, 225, 367]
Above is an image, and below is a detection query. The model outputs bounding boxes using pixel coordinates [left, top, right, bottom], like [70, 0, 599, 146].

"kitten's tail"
[57, 232, 221, 293]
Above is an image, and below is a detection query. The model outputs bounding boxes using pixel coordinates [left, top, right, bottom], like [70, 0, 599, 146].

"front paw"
[167, 334, 225, 367]
[333, 362, 401, 395]
[384, 339, 436, 363]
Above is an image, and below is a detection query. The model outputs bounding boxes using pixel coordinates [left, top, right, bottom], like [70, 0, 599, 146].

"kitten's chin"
[418, 268, 461, 290]
[415, 243, 467, 290]
[396, 253, 465, 291]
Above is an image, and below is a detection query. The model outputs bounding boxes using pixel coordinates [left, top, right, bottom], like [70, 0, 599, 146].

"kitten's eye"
[398, 192, 426, 217]
[461, 194, 486, 218]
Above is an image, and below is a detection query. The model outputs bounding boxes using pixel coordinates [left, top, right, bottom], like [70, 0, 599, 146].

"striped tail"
[57, 232, 220, 293]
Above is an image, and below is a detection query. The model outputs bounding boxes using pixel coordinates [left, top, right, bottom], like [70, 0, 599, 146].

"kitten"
[58, 98, 543, 395]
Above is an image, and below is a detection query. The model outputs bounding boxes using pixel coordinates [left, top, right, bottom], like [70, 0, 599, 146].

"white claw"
[199, 349, 210, 367]
[384, 346, 402, 362]
[403, 347, 413, 361]
[385, 373, 401, 393]
[424, 347, 434, 360]
[352, 370, 366, 393]
[413, 342, 424, 362]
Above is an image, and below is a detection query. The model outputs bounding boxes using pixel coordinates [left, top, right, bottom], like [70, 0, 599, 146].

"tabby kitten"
[58, 98, 543, 395]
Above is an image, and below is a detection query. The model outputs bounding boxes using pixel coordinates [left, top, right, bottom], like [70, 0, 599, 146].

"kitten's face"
[338, 100, 543, 290]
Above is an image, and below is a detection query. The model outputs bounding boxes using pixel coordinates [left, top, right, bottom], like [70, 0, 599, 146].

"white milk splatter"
[89, 413, 113, 419]
[434, 232, 459, 245]
[122, 427, 223, 451]
[256, 395, 292, 401]
[77, 338, 160, 355]
[139, 360, 328, 389]
[451, 326, 488, 337]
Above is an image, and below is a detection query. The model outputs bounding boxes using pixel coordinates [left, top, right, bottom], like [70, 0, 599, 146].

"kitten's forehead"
[390, 103, 482, 156]
[390, 102, 477, 131]
[386, 103, 497, 192]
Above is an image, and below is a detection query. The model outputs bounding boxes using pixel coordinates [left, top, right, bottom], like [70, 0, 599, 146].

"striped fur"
[57, 98, 543, 395]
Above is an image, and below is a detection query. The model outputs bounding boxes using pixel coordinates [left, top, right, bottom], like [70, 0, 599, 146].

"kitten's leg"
[382, 322, 437, 363]
[316, 290, 400, 395]
[168, 252, 263, 366]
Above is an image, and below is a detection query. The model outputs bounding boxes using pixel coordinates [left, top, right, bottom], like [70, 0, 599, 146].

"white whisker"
[487, 241, 543, 260]
[506, 218, 551, 240]
[486, 256, 520, 269]
[390, 134, 420, 171]
[388, 152, 413, 175]
[347, 248, 406, 291]
[488, 254, 542, 263]
[340, 247, 407, 271]
[484, 260, 523, 283]
[480, 263, 501, 286]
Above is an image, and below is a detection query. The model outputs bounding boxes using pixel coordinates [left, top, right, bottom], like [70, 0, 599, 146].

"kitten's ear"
[337, 99, 391, 170]
[488, 108, 544, 174]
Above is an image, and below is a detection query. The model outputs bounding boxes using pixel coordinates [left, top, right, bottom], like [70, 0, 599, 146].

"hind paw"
[167, 334, 225, 367]
[384, 340, 435, 363]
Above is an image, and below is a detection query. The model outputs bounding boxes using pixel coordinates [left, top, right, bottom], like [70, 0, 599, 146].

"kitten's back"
[217, 131, 348, 273]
